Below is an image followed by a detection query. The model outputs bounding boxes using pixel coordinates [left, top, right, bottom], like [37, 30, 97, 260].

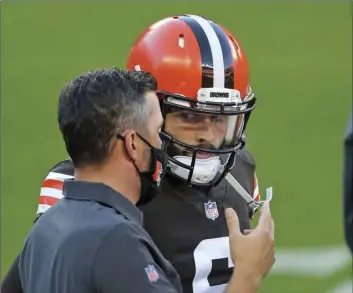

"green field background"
[1, 2, 352, 292]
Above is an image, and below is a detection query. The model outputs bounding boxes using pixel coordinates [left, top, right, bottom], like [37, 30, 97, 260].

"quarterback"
[3, 15, 261, 293]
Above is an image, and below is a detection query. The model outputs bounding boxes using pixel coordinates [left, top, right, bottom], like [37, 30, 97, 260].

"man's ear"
[123, 131, 138, 162]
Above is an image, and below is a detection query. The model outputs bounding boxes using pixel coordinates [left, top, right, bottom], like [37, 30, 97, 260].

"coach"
[343, 111, 353, 254]
[18, 68, 182, 293]
[16, 68, 275, 293]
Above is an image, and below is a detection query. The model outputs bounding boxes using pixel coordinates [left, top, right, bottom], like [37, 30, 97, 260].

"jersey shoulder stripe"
[253, 173, 260, 201]
[37, 159, 74, 215]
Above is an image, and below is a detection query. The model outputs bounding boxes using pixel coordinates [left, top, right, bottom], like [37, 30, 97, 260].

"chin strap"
[224, 173, 273, 209]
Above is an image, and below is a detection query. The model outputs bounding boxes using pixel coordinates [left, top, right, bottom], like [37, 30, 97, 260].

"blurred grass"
[1, 2, 352, 292]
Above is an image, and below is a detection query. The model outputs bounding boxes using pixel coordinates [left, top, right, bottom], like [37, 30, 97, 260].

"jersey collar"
[63, 180, 143, 226]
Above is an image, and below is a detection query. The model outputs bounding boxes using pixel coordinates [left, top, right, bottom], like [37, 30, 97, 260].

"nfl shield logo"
[144, 264, 159, 282]
[204, 200, 219, 221]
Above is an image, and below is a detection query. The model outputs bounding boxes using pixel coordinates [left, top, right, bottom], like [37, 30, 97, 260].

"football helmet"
[126, 14, 256, 187]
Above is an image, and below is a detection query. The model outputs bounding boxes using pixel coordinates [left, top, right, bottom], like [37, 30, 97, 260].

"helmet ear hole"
[178, 34, 185, 48]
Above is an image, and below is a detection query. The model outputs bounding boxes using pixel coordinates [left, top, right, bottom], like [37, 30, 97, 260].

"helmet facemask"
[159, 87, 256, 188]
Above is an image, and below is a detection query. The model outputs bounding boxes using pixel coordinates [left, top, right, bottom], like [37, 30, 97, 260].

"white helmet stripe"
[188, 14, 225, 88]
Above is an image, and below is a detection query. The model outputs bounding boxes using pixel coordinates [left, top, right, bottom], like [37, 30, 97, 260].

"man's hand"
[225, 201, 275, 281]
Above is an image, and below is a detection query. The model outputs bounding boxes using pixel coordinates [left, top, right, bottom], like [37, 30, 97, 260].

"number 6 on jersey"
[193, 237, 233, 293]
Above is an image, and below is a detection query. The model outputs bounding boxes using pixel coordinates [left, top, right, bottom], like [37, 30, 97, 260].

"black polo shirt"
[18, 180, 182, 293]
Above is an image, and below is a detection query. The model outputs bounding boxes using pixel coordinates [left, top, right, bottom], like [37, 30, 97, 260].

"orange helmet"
[127, 15, 256, 187]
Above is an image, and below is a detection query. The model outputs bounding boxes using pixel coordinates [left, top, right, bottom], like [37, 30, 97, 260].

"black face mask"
[118, 133, 168, 206]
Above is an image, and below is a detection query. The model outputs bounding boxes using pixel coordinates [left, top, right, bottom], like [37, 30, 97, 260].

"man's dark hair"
[119, 69, 157, 93]
[58, 68, 157, 168]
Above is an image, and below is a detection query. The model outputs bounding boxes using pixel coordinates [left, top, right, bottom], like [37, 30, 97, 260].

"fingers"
[258, 201, 271, 226]
[261, 201, 271, 216]
[243, 229, 252, 235]
[269, 216, 275, 238]
[257, 201, 275, 239]
[225, 208, 242, 237]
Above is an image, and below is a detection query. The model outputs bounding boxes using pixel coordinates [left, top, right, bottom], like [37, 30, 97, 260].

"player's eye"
[179, 112, 196, 121]
[210, 115, 226, 124]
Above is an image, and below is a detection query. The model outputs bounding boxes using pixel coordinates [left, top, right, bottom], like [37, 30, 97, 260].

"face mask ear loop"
[117, 133, 145, 176]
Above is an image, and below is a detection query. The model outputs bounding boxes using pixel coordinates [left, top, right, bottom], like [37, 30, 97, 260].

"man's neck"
[74, 163, 140, 204]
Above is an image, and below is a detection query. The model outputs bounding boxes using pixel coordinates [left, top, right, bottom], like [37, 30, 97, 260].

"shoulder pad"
[235, 147, 256, 168]
[49, 158, 75, 176]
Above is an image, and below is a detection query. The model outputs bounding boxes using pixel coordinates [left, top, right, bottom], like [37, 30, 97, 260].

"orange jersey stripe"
[253, 173, 260, 201]
[39, 195, 60, 206]
[41, 179, 64, 190]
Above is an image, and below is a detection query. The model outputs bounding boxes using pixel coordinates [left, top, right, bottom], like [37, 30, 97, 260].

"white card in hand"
[266, 187, 273, 202]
